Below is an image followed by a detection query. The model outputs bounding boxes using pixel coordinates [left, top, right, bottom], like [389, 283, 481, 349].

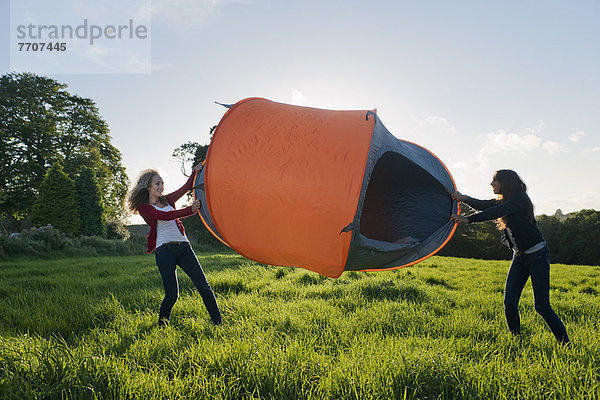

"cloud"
[417, 115, 457, 134]
[480, 130, 542, 156]
[479, 121, 566, 157]
[586, 147, 600, 153]
[542, 140, 564, 154]
[523, 120, 545, 135]
[291, 90, 309, 106]
[449, 121, 562, 187]
[569, 131, 586, 143]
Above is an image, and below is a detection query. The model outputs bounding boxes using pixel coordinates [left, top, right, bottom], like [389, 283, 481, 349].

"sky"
[1, 0, 599, 224]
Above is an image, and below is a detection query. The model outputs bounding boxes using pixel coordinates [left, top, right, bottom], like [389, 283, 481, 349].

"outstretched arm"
[467, 192, 529, 223]
[452, 190, 497, 211]
[165, 172, 196, 204]
[165, 163, 202, 204]
[139, 204, 195, 222]
[139, 199, 201, 222]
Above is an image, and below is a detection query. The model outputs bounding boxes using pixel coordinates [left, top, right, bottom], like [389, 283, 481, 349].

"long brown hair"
[493, 169, 533, 230]
[126, 169, 166, 213]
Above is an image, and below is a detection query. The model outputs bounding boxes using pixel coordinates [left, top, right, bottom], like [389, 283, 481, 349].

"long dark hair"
[493, 169, 534, 230]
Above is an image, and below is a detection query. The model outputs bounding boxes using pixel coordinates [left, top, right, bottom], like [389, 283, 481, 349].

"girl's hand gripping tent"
[194, 98, 460, 278]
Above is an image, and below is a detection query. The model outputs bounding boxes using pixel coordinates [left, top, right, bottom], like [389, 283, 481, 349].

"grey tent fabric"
[344, 114, 457, 270]
[193, 166, 225, 243]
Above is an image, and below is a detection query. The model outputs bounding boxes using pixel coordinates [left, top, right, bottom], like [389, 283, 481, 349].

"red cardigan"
[138, 172, 196, 253]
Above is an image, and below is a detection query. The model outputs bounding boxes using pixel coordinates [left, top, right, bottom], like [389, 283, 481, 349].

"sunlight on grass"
[1, 254, 599, 399]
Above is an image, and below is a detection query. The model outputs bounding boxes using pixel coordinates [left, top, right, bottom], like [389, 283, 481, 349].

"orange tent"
[194, 98, 458, 278]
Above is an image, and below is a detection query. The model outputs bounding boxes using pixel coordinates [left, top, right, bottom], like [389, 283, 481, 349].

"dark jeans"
[155, 242, 221, 325]
[504, 245, 568, 343]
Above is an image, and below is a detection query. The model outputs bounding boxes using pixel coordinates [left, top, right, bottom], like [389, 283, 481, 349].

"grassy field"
[0, 252, 599, 399]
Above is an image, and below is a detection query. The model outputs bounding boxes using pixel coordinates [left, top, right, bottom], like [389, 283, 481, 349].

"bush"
[106, 218, 130, 240]
[28, 225, 70, 250]
[0, 226, 72, 259]
[72, 235, 145, 256]
[0, 235, 41, 258]
[0, 226, 145, 260]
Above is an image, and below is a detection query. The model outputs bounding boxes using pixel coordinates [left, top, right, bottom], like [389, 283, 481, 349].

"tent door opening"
[359, 151, 452, 244]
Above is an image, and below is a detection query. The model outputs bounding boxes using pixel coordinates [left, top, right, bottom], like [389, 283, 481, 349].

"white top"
[524, 241, 546, 254]
[152, 204, 188, 248]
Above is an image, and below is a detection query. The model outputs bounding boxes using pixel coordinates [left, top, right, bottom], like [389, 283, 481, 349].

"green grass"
[0, 253, 599, 399]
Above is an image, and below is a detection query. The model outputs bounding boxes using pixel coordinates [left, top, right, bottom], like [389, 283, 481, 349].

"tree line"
[1, 72, 129, 237]
[439, 206, 600, 266]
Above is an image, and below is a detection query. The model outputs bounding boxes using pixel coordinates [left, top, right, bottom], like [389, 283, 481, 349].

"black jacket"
[465, 191, 544, 253]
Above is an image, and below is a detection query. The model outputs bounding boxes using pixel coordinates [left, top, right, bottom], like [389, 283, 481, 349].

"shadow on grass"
[423, 276, 455, 290]
[360, 281, 427, 303]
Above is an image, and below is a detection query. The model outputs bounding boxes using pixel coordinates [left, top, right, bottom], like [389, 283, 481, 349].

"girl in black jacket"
[451, 169, 569, 344]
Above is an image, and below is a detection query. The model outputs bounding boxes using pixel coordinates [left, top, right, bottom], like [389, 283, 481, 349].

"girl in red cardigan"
[127, 165, 221, 326]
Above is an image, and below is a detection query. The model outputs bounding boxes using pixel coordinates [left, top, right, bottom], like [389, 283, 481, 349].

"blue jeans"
[155, 242, 221, 325]
[504, 246, 568, 343]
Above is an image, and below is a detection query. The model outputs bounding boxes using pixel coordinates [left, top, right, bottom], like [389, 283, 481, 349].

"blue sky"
[2, 0, 599, 223]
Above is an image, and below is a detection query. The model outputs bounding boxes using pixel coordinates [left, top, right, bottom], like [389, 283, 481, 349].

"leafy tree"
[539, 209, 600, 265]
[172, 142, 204, 176]
[0, 72, 129, 220]
[536, 213, 563, 260]
[171, 126, 216, 176]
[440, 221, 512, 260]
[75, 167, 106, 236]
[569, 209, 600, 265]
[440, 203, 512, 260]
[31, 164, 80, 237]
